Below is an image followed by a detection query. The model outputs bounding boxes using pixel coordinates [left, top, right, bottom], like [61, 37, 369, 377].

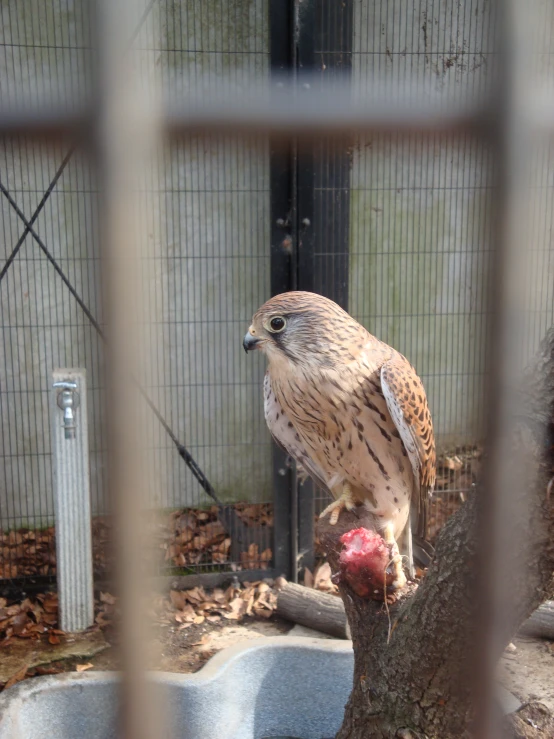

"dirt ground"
[499, 637, 554, 713]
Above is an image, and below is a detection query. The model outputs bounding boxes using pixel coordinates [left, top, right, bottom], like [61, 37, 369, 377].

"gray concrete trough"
[0, 637, 354, 739]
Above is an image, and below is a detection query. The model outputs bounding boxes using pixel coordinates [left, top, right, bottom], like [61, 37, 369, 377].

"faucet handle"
[53, 381, 78, 390]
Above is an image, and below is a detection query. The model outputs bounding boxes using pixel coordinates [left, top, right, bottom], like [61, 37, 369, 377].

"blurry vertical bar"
[51, 368, 94, 632]
[93, 0, 163, 736]
[475, 1, 535, 737]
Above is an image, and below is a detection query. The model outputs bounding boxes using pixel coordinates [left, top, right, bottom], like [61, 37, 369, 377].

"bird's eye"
[268, 316, 286, 333]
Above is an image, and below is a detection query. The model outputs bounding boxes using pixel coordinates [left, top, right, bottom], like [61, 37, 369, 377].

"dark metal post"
[295, 0, 355, 576]
[293, 0, 317, 579]
[269, 0, 294, 579]
[312, 0, 353, 309]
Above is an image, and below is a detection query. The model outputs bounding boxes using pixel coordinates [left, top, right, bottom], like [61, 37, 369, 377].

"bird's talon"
[319, 485, 357, 526]
[390, 573, 407, 591]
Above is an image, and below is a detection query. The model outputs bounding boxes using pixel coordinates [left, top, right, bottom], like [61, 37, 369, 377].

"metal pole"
[269, 0, 295, 581]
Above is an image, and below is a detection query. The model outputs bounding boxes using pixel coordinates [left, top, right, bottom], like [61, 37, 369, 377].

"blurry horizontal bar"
[0, 103, 483, 139]
[0, 107, 91, 139]
[164, 84, 486, 136]
[2, 76, 554, 137]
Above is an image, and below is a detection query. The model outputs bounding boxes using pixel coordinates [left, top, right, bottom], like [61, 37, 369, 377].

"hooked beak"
[243, 331, 260, 353]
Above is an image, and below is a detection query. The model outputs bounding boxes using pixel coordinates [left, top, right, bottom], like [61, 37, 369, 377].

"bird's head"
[243, 291, 365, 368]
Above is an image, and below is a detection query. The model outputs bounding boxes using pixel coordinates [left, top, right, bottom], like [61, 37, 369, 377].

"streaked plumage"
[244, 291, 436, 587]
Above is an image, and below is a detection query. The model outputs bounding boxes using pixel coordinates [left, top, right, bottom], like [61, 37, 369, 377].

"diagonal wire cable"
[0, 147, 75, 282]
[0, 0, 159, 284]
[1, 179, 105, 333]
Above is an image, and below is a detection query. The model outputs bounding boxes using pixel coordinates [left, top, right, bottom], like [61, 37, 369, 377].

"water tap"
[53, 381, 80, 440]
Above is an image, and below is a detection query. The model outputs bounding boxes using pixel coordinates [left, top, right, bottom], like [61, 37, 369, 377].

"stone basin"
[0, 637, 354, 739]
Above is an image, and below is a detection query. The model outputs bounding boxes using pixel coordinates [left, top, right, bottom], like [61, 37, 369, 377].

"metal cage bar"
[92, 0, 163, 736]
[473, 4, 538, 737]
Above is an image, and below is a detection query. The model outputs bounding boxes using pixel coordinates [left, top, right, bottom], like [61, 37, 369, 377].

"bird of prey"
[243, 291, 436, 589]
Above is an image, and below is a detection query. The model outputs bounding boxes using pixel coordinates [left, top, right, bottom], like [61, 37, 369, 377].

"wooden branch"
[276, 578, 554, 642]
[518, 600, 554, 640]
[275, 581, 350, 639]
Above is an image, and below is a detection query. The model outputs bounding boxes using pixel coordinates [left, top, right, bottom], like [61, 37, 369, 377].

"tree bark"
[317, 329, 554, 739]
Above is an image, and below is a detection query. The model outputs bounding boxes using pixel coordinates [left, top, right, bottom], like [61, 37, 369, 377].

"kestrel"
[243, 291, 436, 589]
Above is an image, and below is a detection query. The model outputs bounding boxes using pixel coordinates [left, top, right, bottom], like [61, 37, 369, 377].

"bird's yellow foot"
[319, 483, 357, 525]
[382, 523, 407, 590]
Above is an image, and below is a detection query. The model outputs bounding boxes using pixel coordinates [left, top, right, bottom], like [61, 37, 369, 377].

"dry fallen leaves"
[239, 543, 272, 570]
[0, 588, 117, 661]
[313, 562, 338, 594]
[428, 446, 481, 541]
[0, 527, 56, 579]
[160, 579, 278, 626]
[303, 567, 314, 589]
[100, 592, 116, 606]
[0, 593, 58, 646]
[75, 663, 94, 672]
[0, 503, 273, 579]
[155, 564, 341, 630]
[3, 664, 29, 690]
[163, 504, 272, 570]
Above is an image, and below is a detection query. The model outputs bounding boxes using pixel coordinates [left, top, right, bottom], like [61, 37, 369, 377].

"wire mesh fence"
[1, 0, 275, 585]
[1, 0, 554, 591]
[0, 1, 552, 736]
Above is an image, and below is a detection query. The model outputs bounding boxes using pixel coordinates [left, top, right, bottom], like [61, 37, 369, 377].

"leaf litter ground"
[0, 563, 339, 692]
